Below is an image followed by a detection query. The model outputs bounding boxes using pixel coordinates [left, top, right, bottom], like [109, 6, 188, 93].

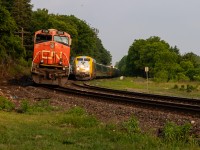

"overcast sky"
[31, 0, 200, 65]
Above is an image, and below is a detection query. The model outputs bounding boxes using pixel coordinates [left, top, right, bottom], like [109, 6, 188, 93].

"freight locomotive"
[31, 29, 72, 86]
[73, 56, 120, 80]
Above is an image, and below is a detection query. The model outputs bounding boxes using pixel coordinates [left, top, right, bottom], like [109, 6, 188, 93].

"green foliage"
[0, 96, 15, 111]
[120, 36, 200, 82]
[154, 70, 169, 82]
[186, 85, 197, 92]
[123, 116, 141, 135]
[18, 99, 30, 113]
[182, 52, 200, 68]
[125, 36, 181, 78]
[65, 106, 86, 116]
[177, 73, 190, 82]
[173, 84, 198, 93]
[173, 84, 179, 89]
[180, 85, 185, 91]
[162, 122, 192, 143]
[56, 106, 99, 128]
[117, 55, 127, 75]
[10, 0, 32, 31]
[193, 75, 200, 81]
[0, 108, 199, 149]
[0, 3, 26, 65]
[18, 99, 59, 113]
[186, 68, 200, 81]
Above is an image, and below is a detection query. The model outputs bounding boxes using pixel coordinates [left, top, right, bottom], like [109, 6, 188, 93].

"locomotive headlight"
[85, 67, 89, 71]
[77, 67, 80, 71]
[40, 59, 44, 64]
[80, 64, 84, 69]
[50, 42, 55, 49]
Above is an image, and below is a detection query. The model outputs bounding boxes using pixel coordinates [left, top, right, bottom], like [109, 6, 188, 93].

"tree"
[125, 36, 181, 80]
[182, 52, 200, 68]
[117, 55, 127, 75]
[0, 2, 25, 62]
[11, 0, 32, 31]
[93, 37, 111, 65]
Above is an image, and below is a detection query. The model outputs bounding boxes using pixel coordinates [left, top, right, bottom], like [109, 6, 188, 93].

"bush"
[0, 96, 15, 111]
[177, 73, 190, 82]
[173, 84, 179, 89]
[161, 122, 192, 143]
[193, 75, 200, 81]
[180, 85, 185, 91]
[18, 100, 30, 113]
[123, 116, 141, 134]
[154, 70, 169, 82]
[186, 85, 196, 92]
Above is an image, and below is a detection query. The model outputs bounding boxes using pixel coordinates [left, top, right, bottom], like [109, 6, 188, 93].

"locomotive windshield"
[35, 34, 52, 43]
[54, 35, 69, 45]
[76, 58, 90, 61]
[84, 58, 90, 61]
[77, 58, 83, 61]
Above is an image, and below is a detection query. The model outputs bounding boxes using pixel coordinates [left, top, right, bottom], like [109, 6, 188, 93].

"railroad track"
[78, 83, 200, 106]
[43, 82, 200, 116]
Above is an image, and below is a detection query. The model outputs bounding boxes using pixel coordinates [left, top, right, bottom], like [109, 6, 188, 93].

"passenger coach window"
[36, 34, 52, 43]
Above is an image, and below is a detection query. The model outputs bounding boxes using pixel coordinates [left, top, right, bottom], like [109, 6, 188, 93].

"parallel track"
[78, 83, 200, 106]
[44, 82, 200, 116]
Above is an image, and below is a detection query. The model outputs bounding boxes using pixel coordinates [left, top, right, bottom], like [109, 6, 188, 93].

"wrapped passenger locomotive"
[73, 56, 120, 80]
[31, 29, 72, 86]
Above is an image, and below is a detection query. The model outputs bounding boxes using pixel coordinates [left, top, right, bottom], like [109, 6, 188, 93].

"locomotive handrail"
[31, 51, 41, 71]
[62, 52, 71, 76]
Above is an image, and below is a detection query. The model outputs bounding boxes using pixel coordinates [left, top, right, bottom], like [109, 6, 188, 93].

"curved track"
[42, 82, 200, 116]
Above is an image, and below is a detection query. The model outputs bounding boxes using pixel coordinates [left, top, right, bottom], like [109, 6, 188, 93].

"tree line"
[117, 36, 200, 81]
[0, 0, 111, 66]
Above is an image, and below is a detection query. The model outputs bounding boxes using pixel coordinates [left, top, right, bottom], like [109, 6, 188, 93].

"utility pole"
[15, 27, 30, 47]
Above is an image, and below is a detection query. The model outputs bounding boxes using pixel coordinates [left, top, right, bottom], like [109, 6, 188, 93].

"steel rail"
[54, 86, 200, 115]
[75, 83, 200, 106]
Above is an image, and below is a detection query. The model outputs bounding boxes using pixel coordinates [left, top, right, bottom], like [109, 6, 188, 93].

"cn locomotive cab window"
[36, 34, 52, 43]
[54, 35, 69, 45]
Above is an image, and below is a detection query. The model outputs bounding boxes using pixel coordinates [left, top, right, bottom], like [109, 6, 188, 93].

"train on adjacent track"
[72, 56, 120, 80]
[31, 29, 72, 86]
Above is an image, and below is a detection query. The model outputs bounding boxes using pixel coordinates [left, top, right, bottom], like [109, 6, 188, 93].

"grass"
[87, 77, 200, 99]
[0, 79, 200, 149]
[0, 100, 199, 149]
[0, 109, 199, 150]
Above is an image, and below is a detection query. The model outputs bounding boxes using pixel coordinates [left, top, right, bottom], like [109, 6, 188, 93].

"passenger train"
[73, 56, 120, 80]
[31, 29, 72, 86]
